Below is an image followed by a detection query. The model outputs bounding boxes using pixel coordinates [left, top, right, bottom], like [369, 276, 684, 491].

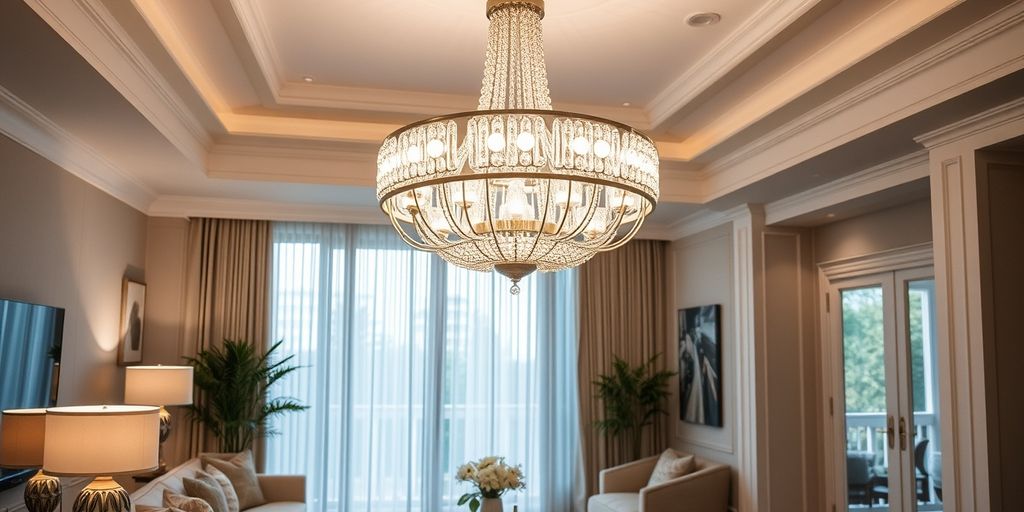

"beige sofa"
[130, 457, 306, 512]
[588, 453, 729, 512]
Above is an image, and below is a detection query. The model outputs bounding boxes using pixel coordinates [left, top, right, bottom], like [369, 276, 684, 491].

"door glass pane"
[842, 286, 890, 510]
[907, 279, 942, 511]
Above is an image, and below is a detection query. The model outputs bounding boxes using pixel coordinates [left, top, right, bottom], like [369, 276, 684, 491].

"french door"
[827, 267, 943, 511]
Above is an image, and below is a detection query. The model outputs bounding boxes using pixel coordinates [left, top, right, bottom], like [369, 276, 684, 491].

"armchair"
[589, 453, 730, 512]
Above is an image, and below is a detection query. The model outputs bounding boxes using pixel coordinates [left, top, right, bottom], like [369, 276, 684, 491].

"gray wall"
[0, 134, 147, 405]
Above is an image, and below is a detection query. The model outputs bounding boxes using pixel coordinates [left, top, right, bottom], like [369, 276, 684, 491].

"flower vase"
[481, 497, 503, 512]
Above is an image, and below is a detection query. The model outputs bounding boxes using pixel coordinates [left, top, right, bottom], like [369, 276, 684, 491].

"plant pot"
[481, 497, 503, 512]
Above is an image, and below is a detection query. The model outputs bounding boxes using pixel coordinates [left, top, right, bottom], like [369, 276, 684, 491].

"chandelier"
[376, 0, 659, 293]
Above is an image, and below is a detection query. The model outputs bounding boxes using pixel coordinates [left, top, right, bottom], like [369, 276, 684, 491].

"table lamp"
[0, 409, 61, 512]
[124, 365, 193, 474]
[43, 405, 159, 512]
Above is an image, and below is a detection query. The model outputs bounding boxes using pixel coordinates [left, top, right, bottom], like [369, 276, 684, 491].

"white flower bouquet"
[456, 456, 525, 511]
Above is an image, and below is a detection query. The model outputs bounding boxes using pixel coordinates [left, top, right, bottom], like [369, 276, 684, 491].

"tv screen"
[0, 298, 63, 490]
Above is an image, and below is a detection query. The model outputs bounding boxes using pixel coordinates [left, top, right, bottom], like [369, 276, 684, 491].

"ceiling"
[2, 0, 1023, 236]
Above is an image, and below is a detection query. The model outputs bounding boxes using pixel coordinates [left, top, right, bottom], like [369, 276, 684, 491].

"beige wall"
[0, 134, 148, 505]
[977, 151, 1024, 510]
[141, 216, 192, 469]
[762, 228, 821, 512]
[813, 199, 932, 263]
[142, 217, 190, 366]
[0, 134, 147, 405]
[666, 225, 738, 486]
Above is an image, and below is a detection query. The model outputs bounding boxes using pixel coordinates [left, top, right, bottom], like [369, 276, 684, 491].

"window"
[266, 223, 580, 511]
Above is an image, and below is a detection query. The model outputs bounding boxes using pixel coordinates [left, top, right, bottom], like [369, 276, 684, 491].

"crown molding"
[702, 1, 1024, 199]
[663, 204, 753, 240]
[662, 0, 963, 162]
[226, 0, 284, 94]
[0, 85, 155, 212]
[647, 0, 821, 128]
[913, 96, 1024, 149]
[206, 142, 377, 187]
[764, 150, 929, 224]
[26, 0, 211, 165]
[147, 195, 387, 225]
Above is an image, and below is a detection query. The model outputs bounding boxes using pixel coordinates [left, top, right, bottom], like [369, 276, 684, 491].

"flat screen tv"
[0, 298, 63, 491]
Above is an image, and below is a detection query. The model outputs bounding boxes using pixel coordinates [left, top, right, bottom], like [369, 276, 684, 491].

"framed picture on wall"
[118, 278, 146, 365]
[678, 304, 722, 427]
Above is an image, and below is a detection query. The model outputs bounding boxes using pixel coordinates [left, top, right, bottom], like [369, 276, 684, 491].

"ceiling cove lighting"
[376, 0, 659, 293]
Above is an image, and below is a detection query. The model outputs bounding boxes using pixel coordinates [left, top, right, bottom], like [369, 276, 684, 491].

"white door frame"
[818, 243, 934, 511]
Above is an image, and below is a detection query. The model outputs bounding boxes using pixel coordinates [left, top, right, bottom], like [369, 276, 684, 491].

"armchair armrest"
[599, 455, 660, 494]
[640, 464, 730, 512]
[257, 474, 306, 503]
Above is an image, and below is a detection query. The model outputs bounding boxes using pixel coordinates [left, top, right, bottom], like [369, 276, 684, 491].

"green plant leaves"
[592, 353, 676, 459]
[186, 339, 309, 453]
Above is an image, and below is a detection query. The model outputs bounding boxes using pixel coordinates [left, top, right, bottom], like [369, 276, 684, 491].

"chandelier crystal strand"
[377, 0, 659, 293]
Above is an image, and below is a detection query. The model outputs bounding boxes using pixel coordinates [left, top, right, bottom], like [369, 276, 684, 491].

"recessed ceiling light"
[826, 213, 836, 218]
[622, 102, 631, 107]
[302, 76, 314, 83]
[687, 12, 721, 27]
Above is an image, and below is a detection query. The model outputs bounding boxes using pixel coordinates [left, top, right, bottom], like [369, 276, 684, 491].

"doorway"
[821, 247, 943, 511]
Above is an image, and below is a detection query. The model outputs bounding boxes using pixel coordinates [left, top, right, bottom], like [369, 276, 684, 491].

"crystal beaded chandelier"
[377, 0, 659, 293]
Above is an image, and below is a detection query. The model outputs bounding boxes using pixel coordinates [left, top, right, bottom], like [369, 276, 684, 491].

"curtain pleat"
[577, 239, 669, 498]
[265, 222, 582, 512]
[178, 218, 270, 462]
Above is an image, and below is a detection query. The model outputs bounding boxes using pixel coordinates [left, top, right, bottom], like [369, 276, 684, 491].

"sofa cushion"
[201, 451, 266, 510]
[184, 475, 229, 512]
[242, 502, 305, 512]
[132, 459, 204, 509]
[588, 492, 639, 512]
[163, 489, 214, 512]
[647, 449, 695, 487]
[206, 466, 241, 512]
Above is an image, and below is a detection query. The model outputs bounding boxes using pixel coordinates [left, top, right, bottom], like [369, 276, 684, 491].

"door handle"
[899, 416, 908, 451]
[887, 415, 895, 450]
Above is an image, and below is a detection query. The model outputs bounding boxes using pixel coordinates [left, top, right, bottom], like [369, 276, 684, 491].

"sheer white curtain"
[266, 222, 582, 512]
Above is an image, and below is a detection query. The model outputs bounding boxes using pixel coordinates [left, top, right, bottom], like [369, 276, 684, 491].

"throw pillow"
[201, 451, 266, 510]
[647, 449, 696, 487]
[205, 466, 241, 512]
[163, 489, 214, 512]
[137, 506, 187, 512]
[184, 475, 230, 512]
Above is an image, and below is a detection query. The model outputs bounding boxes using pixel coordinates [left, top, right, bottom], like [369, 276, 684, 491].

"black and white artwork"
[678, 305, 722, 427]
[118, 279, 146, 365]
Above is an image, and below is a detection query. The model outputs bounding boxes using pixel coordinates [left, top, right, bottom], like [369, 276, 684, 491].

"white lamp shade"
[124, 366, 194, 406]
[43, 405, 159, 476]
[0, 408, 46, 468]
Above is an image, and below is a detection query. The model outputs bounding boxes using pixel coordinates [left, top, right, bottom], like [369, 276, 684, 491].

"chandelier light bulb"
[555, 187, 582, 208]
[426, 139, 446, 158]
[516, 132, 536, 151]
[487, 132, 506, 152]
[406, 146, 423, 163]
[571, 136, 591, 155]
[450, 183, 480, 208]
[593, 139, 611, 158]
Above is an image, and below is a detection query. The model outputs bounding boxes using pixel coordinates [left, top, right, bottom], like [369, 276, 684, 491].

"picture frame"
[117, 278, 146, 365]
[678, 304, 723, 427]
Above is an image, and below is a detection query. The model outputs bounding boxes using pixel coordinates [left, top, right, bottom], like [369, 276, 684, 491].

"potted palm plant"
[186, 339, 308, 453]
[593, 354, 675, 461]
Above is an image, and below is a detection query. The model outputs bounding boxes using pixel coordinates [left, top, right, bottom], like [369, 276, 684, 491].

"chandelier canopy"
[377, 0, 660, 293]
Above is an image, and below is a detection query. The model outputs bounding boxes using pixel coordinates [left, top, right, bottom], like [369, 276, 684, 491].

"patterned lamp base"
[72, 477, 130, 512]
[24, 470, 61, 512]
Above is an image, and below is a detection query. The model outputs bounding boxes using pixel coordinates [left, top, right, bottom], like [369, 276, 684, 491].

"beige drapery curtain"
[578, 239, 669, 497]
[176, 218, 271, 463]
